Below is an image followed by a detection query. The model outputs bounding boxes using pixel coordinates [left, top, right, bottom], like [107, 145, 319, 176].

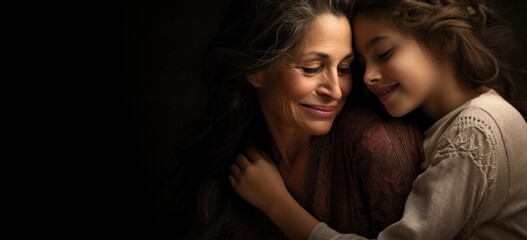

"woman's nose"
[316, 71, 343, 100]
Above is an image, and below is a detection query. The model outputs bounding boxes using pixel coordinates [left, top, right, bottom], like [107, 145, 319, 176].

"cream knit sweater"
[309, 90, 527, 240]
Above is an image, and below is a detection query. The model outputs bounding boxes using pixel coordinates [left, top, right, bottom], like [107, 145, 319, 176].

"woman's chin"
[304, 121, 334, 136]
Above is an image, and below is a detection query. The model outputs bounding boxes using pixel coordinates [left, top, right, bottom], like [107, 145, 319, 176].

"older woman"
[166, 0, 424, 239]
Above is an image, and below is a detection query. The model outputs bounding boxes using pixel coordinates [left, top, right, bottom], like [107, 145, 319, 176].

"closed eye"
[301, 66, 323, 75]
[378, 49, 393, 61]
[337, 65, 351, 75]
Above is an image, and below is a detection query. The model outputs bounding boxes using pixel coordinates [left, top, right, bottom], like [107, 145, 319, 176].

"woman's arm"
[229, 148, 319, 240]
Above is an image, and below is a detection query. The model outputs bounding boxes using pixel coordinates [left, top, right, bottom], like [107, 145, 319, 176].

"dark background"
[102, 0, 526, 238]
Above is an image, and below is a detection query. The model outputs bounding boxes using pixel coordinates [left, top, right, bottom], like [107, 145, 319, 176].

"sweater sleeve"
[310, 112, 499, 240]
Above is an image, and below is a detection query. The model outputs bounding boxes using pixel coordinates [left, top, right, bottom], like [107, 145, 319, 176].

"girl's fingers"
[245, 147, 263, 162]
[247, 147, 276, 167]
[235, 153, 252, 170]
[256, 148, 273, 163]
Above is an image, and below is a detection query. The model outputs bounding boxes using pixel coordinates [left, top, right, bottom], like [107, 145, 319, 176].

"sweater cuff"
[308, 222, 340, 240]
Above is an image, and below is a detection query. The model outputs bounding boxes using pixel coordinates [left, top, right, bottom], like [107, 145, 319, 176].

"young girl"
[229, 0, 527, 239]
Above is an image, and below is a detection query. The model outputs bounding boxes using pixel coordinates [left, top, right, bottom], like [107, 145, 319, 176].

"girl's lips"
[299, 104, 338, 118]
[374, 84, 399, 102]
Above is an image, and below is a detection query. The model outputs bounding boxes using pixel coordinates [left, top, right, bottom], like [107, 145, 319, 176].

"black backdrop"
[103, 0, 526, 238]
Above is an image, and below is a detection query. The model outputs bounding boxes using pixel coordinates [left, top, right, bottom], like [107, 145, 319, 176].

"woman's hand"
[229, 147, 289, 214]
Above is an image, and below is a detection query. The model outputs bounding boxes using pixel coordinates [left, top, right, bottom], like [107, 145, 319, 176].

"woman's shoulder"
[339, 105, 421, 137]
[338, 105, 382, 127]
[336, 105, 423, 155]
[345, 108, 423, 199]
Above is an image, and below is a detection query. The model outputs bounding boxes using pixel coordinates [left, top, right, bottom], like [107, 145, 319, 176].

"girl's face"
[353, 15, 445, 117]
[253, 14, 354, 136]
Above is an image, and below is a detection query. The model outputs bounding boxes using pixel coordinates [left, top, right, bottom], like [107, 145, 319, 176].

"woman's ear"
[247, 72, 263, 88]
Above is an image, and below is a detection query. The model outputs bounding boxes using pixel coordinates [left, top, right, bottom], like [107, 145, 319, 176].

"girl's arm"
[229, 118, 423, 240]
[229, 148, 319, 240]
[230, 111, 507, 240]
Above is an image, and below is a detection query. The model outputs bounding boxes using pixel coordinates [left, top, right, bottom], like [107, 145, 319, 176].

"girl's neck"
[421, 66, 488, 122]
[423, 86, 487, 122]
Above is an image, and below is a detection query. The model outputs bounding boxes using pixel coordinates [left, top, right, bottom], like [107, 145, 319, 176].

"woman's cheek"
[341, 76, 353, 97]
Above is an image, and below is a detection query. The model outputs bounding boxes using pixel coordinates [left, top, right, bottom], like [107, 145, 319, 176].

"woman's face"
[353, 15, 444, 117]
[252, 14, 354, 136]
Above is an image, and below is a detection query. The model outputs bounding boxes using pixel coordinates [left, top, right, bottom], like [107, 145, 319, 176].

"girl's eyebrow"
[365, 36, 389, 50]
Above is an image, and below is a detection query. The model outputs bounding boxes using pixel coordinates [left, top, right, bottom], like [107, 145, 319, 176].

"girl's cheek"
[388, 60, 413, 84]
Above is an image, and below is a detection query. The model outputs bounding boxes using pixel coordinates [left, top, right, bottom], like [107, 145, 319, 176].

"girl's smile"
[371, 83, 400, 103]
[353, 15, 458, 119]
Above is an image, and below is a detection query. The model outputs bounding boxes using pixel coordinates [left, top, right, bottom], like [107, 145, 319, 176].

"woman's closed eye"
[300, 63, 351, 75]
[337, 65, 351, 75]
[301, 65, 323, 74]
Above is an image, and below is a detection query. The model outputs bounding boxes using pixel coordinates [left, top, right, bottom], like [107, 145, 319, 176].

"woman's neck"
[268, 128, 311, 169]
[267, 128, 311, 200]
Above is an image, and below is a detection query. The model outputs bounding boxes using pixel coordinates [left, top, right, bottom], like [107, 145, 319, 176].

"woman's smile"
[252, 14, 354, 136]
[298, 104, 338, 118]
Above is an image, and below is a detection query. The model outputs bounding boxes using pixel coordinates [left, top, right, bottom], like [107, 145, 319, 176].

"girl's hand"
[230, 147, 321, 240]
[229, 147, 289, 214]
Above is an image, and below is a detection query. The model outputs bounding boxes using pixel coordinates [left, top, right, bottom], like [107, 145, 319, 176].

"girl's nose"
[363, 64, 381, 86]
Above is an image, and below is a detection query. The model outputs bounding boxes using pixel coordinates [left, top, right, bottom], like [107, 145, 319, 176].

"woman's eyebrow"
[301, 51, 355, 60]
[302, 52, 330, 59]
[342, 52, 355, 60]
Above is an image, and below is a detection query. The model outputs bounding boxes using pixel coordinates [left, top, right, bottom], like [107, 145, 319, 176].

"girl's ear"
[247, 72, 264, 88]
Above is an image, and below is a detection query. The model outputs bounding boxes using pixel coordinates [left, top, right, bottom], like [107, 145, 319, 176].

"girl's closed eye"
[378, 48, 394, 61]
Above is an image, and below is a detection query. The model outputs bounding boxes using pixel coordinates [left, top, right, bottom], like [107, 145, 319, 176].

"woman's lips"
[299, 104, 338, 118]
[374, 84, 399, 102]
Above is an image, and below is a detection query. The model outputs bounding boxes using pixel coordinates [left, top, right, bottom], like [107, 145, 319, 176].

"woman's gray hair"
[173, 0, 353, 239]
[204, 0, 352, 88]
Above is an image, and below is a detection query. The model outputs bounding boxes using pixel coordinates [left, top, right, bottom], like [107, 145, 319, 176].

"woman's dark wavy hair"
[351, 0, 527, 118]
[164, 0, 352, 239]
